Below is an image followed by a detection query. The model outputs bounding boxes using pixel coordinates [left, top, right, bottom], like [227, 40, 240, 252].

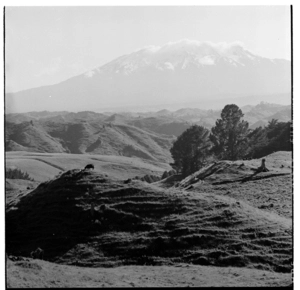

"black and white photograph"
[4, 4, 293, 288]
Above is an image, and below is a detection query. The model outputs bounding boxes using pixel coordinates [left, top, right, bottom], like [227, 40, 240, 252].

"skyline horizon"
[5, 95, 291, 115]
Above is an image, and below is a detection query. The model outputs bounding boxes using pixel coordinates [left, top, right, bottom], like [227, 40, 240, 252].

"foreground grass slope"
[6, 154, 292, 274]
[164, 152, 292, 219]
[181, 173, 292, 220]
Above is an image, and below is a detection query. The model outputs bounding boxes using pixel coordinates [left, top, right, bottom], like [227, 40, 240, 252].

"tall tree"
[170, 125, 211, 177]
[246, 120, 292, 158]
[210, 104, 249, 160]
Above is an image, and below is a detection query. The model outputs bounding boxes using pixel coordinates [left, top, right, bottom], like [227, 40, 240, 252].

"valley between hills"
[5, 105, 292, 288]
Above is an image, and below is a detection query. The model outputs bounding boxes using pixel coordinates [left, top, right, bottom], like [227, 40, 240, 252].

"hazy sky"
[5, 6, 291, 92]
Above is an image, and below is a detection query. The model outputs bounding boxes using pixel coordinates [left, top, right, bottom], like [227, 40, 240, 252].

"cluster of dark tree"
[170, 104, 292, 177]
[246, 119, 292, 159]
[6, 168, 35, 181]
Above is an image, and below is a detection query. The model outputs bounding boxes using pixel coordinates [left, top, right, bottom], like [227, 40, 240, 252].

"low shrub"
[6, 168, 34, 181]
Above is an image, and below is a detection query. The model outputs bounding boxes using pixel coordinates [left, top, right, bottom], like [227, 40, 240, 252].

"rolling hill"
[129, 116, 191, 136]
[5, 103, 292, 171]
[6, 102, 291, 129]
[6, 120, 175, 163]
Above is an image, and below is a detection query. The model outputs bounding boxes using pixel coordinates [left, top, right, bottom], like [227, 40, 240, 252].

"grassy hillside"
[6, 155, 292, 273]
[6, 151, 171, 182]
[6, 102, 291, 132]
[158, 152, 292, 219]
[6, 121, 66, 152]
[6, 151, 292, 287]
[6, 179, 40, 210]
[6, 120, 175, 163]
[129, 116, 191, 137]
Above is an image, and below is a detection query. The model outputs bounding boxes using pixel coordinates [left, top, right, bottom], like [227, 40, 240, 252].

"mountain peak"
[137, 39, 247, 53]
[7, 39, 291, 113]
[136, 39, 248, 57]
[92, 39, 260, 77]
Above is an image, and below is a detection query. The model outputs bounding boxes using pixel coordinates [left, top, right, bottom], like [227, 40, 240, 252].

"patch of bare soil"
[7, 258, 292, 288]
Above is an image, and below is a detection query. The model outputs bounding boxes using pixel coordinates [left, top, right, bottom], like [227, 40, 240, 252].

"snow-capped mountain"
[92, 40, 266, 75]
[6, 40, 291, 113]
